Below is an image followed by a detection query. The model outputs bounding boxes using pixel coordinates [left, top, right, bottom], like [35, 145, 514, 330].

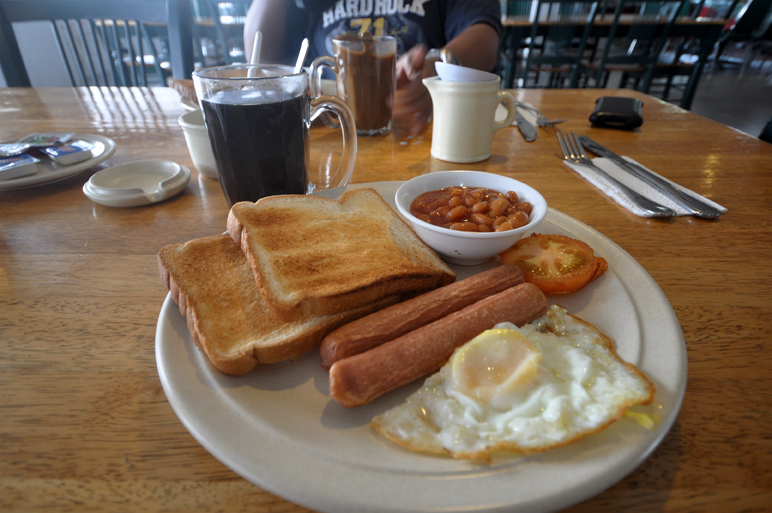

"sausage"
[328, 282, 548, 408]
[319, 264, 524, 370]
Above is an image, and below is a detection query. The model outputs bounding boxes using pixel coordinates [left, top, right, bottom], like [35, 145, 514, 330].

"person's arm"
[441, 23, 500, 73]
[393, 23, 501, 132]
[243, 0, 290, 63]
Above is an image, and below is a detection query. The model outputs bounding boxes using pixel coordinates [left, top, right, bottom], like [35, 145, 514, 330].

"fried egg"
[371, 305, 655, 459]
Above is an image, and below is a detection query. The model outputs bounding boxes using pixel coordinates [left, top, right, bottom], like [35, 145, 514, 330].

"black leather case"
[589, 97, 644, 129]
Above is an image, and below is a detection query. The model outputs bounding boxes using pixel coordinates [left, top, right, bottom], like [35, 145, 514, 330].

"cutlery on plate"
[558, 132, 678, 217]
[515, 108, 537, 142]
[577, 135, 722, 219]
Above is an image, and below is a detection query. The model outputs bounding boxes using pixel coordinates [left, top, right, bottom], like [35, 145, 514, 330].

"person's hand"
[393, 44, 435, 134]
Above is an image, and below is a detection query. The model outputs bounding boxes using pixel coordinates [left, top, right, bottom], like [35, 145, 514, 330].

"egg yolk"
[449, 329, 542, 406]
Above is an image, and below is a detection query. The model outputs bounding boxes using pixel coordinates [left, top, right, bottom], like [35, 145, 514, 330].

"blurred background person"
[244, 0, 502, 131]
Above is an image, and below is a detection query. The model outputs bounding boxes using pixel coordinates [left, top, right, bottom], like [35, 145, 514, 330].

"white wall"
[0, 21, 72, 86]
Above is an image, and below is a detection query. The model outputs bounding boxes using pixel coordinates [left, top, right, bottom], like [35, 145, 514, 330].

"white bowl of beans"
[395, 171, 547, 266]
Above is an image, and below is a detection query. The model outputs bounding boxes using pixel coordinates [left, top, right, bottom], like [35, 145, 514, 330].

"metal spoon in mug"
[294, 38, 309, 74]
[247, 31, 262, 78]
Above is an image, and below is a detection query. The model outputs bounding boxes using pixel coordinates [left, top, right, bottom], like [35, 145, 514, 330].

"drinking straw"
[247, 31, 262, 78]
[294, 38, 309, 74]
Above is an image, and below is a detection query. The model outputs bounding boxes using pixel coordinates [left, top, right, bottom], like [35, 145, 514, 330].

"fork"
[536, 117, 567, 127]
[515, 102, 566, 128]
[558, 132, 677, 217]
[540, 120, 564, 137]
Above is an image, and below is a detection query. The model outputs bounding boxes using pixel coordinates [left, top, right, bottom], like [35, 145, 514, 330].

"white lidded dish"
[83, 159, 191, 207]
[178, 109, 218, 179]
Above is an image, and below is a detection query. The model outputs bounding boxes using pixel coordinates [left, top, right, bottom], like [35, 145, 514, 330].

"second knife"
[577, 135, 722, 218]
[516, 109, 537, 142]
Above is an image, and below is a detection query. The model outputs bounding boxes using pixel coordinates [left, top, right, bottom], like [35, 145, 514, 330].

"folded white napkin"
[563, 157, 728, 217]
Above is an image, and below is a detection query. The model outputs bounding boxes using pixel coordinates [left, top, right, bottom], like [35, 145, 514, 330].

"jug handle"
[494, 91, 517, 131]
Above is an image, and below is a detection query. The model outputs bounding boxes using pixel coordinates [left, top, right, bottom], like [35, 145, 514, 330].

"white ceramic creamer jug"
[423, 75, 516, 163]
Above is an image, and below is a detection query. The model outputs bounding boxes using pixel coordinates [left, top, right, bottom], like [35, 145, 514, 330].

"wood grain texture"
[1, 86, 770, 513]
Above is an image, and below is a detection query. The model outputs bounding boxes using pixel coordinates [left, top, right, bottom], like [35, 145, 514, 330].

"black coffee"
[201, 90, 309, 206]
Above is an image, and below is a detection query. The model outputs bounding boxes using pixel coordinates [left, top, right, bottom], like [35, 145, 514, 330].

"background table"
[1, 86, 770, 512]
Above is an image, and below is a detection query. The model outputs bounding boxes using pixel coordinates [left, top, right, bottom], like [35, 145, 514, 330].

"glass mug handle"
[308, 95, 357, 193]
[494, 91, 518, 130]
[309, 55, 341, 129]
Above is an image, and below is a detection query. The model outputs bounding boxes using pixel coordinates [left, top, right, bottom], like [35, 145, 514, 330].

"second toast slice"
[227, 188, 456, 320]
[158, 234, 399, 374]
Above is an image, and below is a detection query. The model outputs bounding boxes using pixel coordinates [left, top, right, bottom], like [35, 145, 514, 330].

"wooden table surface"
[1, 86, 770, 513]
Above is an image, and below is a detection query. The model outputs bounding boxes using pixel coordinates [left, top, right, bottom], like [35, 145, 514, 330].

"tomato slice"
[500, 234, 608, 295]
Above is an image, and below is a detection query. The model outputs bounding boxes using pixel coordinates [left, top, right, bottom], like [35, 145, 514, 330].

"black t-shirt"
[282, 0, 502, 63]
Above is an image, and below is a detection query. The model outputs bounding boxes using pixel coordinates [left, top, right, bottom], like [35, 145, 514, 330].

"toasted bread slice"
[158, 234, 399, 375]
[227, 188, 456, 320]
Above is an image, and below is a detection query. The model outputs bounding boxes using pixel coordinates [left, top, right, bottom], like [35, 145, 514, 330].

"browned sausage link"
[328, 283, 548, 408]
[319, 265, 525, 370]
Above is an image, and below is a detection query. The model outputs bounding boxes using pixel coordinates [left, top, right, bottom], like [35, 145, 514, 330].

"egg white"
[371, 305, 655, 459]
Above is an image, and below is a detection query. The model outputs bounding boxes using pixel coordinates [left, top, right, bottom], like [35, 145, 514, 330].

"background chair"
[513, 0, 600, 88]
[745, 7, 772, 70]
[205, 0, 250, 65]
[500, 0, 535, 87]
[0, 0, 195, 87]
[578, 0, 686, 92]
[141, 20, 173, 82]
[714, 0, 772, 69]
[648, 0, 741, 104]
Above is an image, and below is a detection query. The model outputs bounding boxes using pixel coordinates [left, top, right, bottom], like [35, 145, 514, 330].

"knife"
[577, 135, 723, 219]
[515, 109, 537, 142]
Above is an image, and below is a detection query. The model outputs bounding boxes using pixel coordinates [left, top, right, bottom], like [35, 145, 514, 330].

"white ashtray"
[83, 159, 191, 207]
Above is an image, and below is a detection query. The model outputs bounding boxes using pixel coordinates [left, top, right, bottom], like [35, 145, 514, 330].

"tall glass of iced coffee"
[311, 33, 396, 136]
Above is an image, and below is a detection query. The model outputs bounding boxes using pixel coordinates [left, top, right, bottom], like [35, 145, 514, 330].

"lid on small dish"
[83, 159, 190, 207]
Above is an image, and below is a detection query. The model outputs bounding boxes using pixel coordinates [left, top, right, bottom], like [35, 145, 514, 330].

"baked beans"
[410, 186, 532, 232]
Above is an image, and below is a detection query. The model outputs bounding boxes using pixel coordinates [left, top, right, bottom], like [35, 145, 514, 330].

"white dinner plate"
[0, 134, 117, 191]
[155, 181, 686, 513]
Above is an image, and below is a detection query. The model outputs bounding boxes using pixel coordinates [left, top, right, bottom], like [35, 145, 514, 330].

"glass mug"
[193, 64, 357, 206]
[310, 34, 396, 136]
